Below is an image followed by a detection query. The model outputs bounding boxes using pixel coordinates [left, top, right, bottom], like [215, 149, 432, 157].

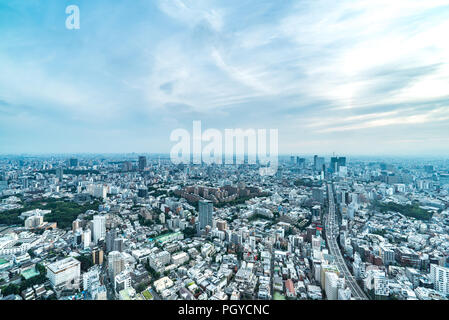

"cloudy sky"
[1, 0, 449, 156]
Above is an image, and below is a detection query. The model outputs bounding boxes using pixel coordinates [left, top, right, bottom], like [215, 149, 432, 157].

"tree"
[183, 227, 196, 238]
[75, 254, 93, 272]
[1, 283, 20, 296]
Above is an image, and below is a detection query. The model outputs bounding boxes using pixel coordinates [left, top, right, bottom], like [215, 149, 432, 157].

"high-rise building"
[83, 228, 91, 248]
[430, 264, 449, 295]
[199, 200, 213, 230]
[113, 238, 124, 252]
[108, 251, 125, 281]
[296, 157, 306, 168]
[313, 156, 325, 172]
[138, 156, 147, 171]
[216, 219, 227, 231]
[72, 219, 81, 232]
[92, 247, 104, 265]
[330, 156, 346, 173]
[106, 229, 117, 253]
[93, 215, 106, 244]
[24, 215, 43, 229]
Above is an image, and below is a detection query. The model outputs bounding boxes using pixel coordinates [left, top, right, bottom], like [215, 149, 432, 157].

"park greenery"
[75, 254, 94, 272]
[0, 198, 99, 229]
[374, 201, 433, 221]
[294, 178, 322, 188]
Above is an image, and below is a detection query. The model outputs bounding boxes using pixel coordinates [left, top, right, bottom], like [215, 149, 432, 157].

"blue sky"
[1, 0, 449, 156]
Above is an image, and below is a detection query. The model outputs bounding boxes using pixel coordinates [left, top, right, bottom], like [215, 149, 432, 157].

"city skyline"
[1, 0, 449, 155]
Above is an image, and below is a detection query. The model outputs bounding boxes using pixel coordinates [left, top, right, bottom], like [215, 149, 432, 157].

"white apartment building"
[171, 252, 189, 266]
[93, 215, 106, 243]
[46, 257, 81, 288]
[430, 264, 449, 295]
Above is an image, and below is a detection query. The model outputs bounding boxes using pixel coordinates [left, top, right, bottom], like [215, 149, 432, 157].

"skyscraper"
[296, 157, 306, 168]
[199, 200, 213, 230]
[314, 156, 325, 172]
[93, 215, 106, 244]
[330, 157, 338, 173]
[330, 156, 346, 173]
[138, 156, 147, 171]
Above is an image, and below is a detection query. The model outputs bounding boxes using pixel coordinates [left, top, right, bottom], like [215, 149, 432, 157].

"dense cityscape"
[0, 154, 449, 301]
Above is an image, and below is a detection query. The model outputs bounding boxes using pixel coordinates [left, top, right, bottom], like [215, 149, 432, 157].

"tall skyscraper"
[314, 156, 325, 172]
[330, 157, 338, 173]
[330, 156, 346, 173]
[93, 215, 106, 244]
[138, 156, 147, 171]
[199, 200, 213, 230]
[296, 157, 306, 168]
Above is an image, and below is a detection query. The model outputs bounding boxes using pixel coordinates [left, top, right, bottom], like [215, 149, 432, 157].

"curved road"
[324, 183, 368, 300]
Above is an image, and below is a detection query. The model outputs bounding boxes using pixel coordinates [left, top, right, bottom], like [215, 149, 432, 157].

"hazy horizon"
[1, 1, 449, 155]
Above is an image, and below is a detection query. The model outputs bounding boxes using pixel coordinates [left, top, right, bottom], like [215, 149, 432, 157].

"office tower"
[430, 264, 449, 295]
[296, 157, 305, 168]
[138, 156, 147, 171]
[199, 200, 213, 230]
[338, 157, 346, 168]
[108, 251, 125, 281]
[106, 229, 117, 253]
[314, 156, 325, 172]
[330, 156, 346, 173]
[69, 158, 78, 167]
[92, 247, 104, 265]
[46, 257, 81, 288]
[93, 215, 106, 244]
[330, 157, 338, 173]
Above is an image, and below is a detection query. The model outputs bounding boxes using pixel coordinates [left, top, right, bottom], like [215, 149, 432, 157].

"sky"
[1, 0, 449, 156]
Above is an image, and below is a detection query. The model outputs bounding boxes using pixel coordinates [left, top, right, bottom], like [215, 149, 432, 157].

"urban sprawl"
[0, 154, 449, 301]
